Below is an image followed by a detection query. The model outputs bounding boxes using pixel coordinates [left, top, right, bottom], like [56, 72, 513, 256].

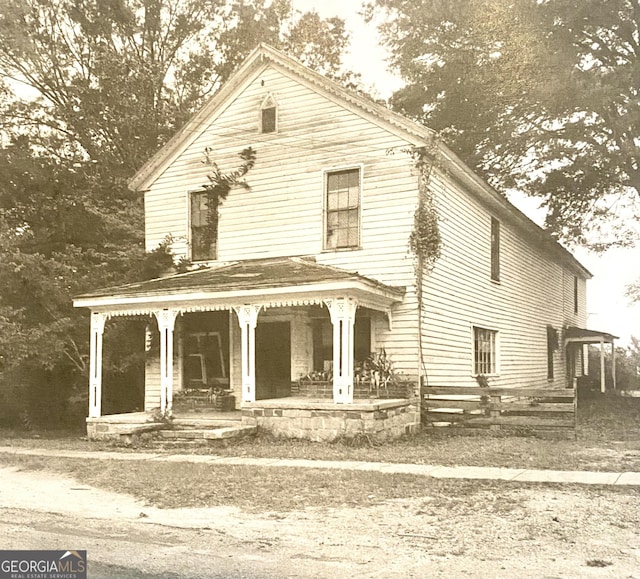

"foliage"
[201, 146, 257, 250]
[355, 349, 408, 391]
[409, 144, 441, 280]
[367, 0, 640, 247]
[0, 0, 353, 427]
[586, 338, 640, 391]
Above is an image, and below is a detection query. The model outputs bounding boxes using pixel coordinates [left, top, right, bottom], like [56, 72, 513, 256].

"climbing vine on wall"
[200, 146, 257, 247]
[409, 140, 442, 292]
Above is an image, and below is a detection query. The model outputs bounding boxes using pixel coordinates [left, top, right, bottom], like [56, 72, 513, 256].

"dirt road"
[0, 465, 638, 578]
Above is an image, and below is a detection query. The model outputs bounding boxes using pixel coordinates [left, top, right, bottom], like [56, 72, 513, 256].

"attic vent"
[260, 93, 277, 134]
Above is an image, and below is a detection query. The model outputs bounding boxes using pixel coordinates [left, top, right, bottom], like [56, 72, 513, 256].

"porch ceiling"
[73, 256, 405, 315]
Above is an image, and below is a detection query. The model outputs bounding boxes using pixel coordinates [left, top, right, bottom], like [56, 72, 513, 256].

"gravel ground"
[0, 464, 638, 578]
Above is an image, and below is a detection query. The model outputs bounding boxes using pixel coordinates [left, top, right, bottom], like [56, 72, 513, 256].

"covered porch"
[565, 326, 618, 393]
[74, 257, 419, 441]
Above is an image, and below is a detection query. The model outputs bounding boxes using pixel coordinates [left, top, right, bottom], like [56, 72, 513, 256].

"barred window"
[473, 326, 498, 375]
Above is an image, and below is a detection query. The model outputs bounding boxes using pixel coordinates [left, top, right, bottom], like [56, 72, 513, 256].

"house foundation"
[241, 398, 420, 442]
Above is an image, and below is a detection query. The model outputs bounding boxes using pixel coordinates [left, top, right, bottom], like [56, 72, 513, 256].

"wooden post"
[154, 309, 179, 416]
[233, 305, 262, 403]
[325, 297, 357, 404]
[489, 393, 501, 431]
[88, 312, 107, 418]
[600, 337, 606, 393]
[611, 340, 617, 390]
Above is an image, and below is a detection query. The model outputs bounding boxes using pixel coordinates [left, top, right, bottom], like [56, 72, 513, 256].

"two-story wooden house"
[74, 44, 606, 441]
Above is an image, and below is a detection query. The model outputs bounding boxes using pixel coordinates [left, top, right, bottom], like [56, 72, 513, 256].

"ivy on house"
[409, 140, 442, 294]
[200, 147, 257, 249]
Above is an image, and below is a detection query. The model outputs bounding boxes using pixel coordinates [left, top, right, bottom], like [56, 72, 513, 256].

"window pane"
[474, 327, 496, 374]
[261, 107, 276, 133]
[325, 169, 360, 249]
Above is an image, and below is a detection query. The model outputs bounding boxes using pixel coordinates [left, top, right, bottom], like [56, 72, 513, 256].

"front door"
[255, 322, 291, 400]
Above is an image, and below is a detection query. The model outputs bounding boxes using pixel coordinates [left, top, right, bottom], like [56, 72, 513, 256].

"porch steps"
[156, 425, 256, 442]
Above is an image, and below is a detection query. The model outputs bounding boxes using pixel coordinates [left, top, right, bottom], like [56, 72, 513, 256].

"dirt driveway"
[0, 465, 638, 578]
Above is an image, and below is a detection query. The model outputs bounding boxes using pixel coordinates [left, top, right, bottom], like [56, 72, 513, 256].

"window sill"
[322, 246, 362, 253]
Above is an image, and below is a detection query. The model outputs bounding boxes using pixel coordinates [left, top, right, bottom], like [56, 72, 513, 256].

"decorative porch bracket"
[154, 309, 179, 416]
[233, 304, 263, 403]
[325, 297, 358, 404]
[88, 312, 108, 418]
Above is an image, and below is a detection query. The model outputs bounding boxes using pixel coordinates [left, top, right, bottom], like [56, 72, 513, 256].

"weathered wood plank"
[424, 387, 576, 398]
[463, 416, 575, 428]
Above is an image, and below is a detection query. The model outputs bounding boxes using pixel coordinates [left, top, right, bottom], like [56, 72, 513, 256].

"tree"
[0, 0, 352, 426]
[368, 0, 640, 247]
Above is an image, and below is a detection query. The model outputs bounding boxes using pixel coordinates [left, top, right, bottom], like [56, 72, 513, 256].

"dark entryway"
[256, 322, 291, 400]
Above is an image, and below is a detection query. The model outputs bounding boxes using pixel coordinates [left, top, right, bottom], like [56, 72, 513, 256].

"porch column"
[325, 297, 358, 404]
[600, 337, 606, 393]
[154, 309, 179, 415]
[88, 312, 107, 418]
[611, 340, 617, 390]
[233, 305, 262, 403]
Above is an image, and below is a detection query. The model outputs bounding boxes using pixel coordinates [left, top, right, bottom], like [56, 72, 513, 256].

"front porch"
[74, 257, 420, 442]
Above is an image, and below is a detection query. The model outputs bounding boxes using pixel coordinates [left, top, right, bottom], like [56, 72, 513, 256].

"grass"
[0, 453, 637, 512]
[0, 392, 638, 472]
[0, 394, 638, 513]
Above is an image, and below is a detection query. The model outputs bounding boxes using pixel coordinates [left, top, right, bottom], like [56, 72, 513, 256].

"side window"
[190, 191, 216, 261]
[491, 217, 500, 282]
[473, 326, 498, 375]
[574, 275, 579, 314]
[325, 168, 360, 250]
[260, 94, 277, 134]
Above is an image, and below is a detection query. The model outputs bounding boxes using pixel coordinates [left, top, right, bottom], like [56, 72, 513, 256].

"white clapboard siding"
[142, 57, 588, 396]
[420, 169, 586, 390]
[144, 62, 422, 378]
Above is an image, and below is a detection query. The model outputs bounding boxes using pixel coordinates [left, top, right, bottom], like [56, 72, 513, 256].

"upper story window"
[190, 191, 216, 261]
[491, 217, 500, 282]
[260, 94, 277, 134]
[473, 326, 498, 375]
[573, 275, 579, 314]
[325, 168, 360, 250]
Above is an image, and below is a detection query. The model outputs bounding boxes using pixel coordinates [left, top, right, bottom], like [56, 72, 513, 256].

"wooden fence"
[423, 387, 576, 437]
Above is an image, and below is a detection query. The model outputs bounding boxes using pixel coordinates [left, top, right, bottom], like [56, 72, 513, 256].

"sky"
[293, 0, 640, 347]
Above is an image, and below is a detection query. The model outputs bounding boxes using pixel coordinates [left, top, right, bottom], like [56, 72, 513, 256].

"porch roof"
[564, 326, 618, 344]
[73, 256, 405, 314]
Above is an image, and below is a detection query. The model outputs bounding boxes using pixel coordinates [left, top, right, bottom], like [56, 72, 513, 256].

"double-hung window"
[325, 168, 360, 250]
[473, 326, 498, 375]
[190, 191, 216, 261]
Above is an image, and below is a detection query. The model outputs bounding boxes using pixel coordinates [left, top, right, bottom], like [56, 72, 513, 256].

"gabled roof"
[128, 43, 436, 193]
[128, 43, 591, 279]
[73, 257, 405, 313]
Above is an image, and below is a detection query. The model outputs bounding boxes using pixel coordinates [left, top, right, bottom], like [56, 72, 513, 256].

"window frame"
[471, 325, 499, 377]
[188, 189, 217, 262]
[323, 165, 363, 251]
[490, 216, 500, 282]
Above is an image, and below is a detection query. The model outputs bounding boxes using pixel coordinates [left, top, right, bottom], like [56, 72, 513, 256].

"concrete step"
[171, 418, 241, 429]
[158, 425, 256, 441]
